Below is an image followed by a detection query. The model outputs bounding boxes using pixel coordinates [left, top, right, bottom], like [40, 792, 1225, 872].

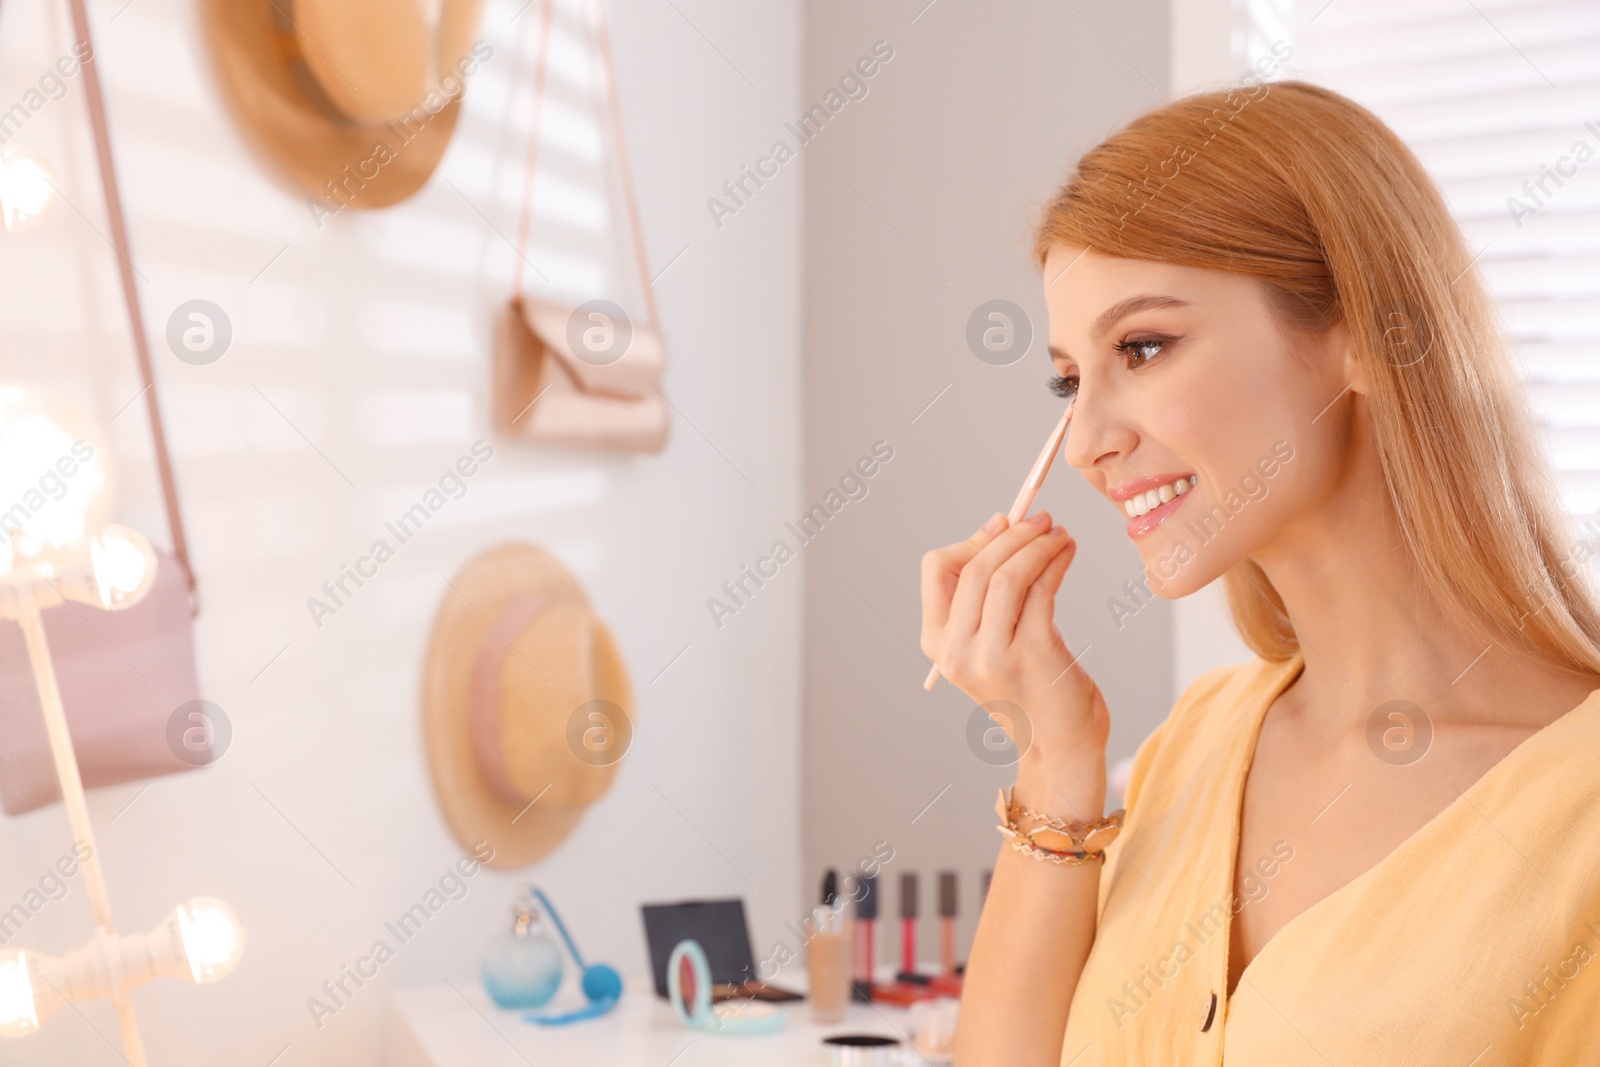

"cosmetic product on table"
[924, 397, 1075, 690]
[667, 938, 784, 1035]
[641, 898, 804, 1003]
[851, 875, 877, 1002]
[809, 869, 849, 1024]
[481, 885, 563, 1009]
[821, 1033, 902, 1065]
[938, 872, 956, 974]
[928, 871, 963, 997]
[908, 997, 960, 1065]
[521, 888, 624, 1026]
[896, 872, 919, 982]
[868, 873, 941, 1007]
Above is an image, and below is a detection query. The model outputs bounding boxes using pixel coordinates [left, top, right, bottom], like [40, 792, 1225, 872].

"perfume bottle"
[481, 885, 564, 1009]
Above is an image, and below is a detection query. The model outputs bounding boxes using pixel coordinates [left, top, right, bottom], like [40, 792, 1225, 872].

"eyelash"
[1048, 337, 1171, 399]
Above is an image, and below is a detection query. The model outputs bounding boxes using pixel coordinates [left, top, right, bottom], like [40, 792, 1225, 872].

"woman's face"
[1041, 244, 1357, 596]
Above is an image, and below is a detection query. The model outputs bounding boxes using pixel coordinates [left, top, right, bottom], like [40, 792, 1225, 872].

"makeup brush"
[924, 399, 1075, 691]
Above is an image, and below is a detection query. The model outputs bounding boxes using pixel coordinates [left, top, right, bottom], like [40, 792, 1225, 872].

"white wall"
[799, 0, 1173, 970]
[0, 0, 801, 1063]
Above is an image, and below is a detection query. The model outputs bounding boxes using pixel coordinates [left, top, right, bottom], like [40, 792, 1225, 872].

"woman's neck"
[1249, 430, 1596, 736]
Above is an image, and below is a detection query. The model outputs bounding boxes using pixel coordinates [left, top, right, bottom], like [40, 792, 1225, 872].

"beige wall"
[799, 1, 1172, 970]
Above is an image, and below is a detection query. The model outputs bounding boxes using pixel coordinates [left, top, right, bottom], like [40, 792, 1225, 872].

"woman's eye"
[1115, 337, 1167, 367]
[1048, 373, 1078, 399]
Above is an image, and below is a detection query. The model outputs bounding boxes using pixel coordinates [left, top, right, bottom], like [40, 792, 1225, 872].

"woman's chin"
[1134, 541, 1229, 600]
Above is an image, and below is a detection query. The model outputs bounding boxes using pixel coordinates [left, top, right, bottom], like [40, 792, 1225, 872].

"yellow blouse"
[1060, 651, 1600, 1065]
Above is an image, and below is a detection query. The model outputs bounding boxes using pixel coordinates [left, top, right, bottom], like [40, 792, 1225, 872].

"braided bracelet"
[994, 787, 1125, 860]
[1003, 835, 1105, 866]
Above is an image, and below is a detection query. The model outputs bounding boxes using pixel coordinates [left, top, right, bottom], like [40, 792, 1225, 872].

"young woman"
[920, 80, 1600, 1065]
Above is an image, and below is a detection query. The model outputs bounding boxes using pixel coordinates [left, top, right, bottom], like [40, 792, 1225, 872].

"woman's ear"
[1330, 321, 1368, 396]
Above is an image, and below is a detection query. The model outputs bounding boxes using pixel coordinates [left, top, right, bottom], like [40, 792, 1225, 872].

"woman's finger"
[976, 525, 1073, 644]
[946, 511, 1053, 642]
[920, 512, 1008, 646]
[1016, 533, 1077, 647]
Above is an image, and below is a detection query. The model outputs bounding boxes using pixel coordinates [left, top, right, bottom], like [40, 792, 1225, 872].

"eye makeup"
[1048, 333, 1177, 400]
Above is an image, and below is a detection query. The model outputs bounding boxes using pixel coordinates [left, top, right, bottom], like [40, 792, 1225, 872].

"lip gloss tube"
[899, 873, 919, 978]
[939, 871, 957, 974]
[851, 874, 877, 1002]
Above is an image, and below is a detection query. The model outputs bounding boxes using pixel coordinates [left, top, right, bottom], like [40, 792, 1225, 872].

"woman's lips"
[1109, 473, 1198, 540]
[1126, 489, 1190, 539]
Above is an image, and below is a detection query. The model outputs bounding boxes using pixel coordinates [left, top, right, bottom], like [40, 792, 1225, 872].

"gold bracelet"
[1003, 835, 1105, 865]
[994, 788, 1125, 858]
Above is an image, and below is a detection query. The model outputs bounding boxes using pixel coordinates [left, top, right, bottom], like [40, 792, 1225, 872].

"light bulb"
[0, 952, 39, 1037]
[89, 525, 157, 610]
[175, 898, 245, 984]
[0, 147, 56, 232]
[0, 898, 245, 1042]
[0, 386, 110, 581]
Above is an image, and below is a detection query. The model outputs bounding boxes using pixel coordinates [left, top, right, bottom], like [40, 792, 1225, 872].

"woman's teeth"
[1123, 476, 1196, 518]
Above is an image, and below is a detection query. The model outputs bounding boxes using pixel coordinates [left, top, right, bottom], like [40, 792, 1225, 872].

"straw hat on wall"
[423, 543, 636, 869]
[199, 0, 488, 210]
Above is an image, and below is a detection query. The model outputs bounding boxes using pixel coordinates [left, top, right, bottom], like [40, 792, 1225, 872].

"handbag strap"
[510, 0, 661, 332]
[584, 0, 661, 332]
[509, 0, 557, 298]
[67, 0, 197, 610]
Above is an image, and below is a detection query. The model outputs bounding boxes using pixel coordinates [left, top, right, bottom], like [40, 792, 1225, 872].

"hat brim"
[423, 542, 623, 870]
[198, 0, 471, 209]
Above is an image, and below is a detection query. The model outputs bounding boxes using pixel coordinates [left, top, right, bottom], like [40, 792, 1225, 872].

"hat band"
[269, 1, 358, 126]
[466, 596, 551, 807]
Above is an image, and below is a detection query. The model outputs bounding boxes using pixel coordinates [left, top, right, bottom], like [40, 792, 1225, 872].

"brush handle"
[924, 403, 1073, 691]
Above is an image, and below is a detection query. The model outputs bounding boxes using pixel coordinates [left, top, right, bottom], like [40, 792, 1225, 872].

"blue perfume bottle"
[481, 885, 564, 1009]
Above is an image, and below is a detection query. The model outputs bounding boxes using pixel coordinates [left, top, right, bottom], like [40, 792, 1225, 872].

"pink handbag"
[490, 0, 669, 452]
[0, 11, 205, 816]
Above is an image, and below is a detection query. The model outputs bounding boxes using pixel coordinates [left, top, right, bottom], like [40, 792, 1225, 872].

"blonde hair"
[1032, 79, 1600, 677]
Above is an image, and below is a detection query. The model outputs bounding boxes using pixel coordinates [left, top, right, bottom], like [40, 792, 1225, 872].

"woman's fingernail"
[982, 513, 1006, 534]
[1052, 525, 1066, 536]
[1029, 512, 1051, 526]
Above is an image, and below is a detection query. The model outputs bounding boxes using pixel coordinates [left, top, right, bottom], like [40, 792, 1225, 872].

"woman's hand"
[920, 511, 1110, 770]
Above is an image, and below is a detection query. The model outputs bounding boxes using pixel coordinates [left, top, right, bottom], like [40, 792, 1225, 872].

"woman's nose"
[1062, 383, 1136, 472]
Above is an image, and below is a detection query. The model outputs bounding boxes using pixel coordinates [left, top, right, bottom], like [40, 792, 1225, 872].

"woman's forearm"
[955, 750, 1108, 1066]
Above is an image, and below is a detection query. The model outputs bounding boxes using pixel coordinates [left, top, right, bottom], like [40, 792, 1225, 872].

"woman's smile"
[1109, 472, 1198, 539]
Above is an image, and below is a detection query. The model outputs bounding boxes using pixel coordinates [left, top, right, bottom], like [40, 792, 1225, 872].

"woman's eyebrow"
[1048, 294, 1192, 364]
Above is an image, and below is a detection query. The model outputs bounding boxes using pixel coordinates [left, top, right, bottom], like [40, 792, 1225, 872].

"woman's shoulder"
[1118, 654, 1296, 814]
[1168, 654, 1292, 737]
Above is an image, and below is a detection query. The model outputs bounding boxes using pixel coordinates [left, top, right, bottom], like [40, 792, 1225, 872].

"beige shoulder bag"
[492, 0, 669, 452]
